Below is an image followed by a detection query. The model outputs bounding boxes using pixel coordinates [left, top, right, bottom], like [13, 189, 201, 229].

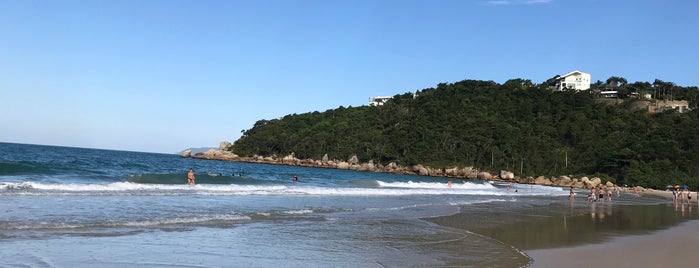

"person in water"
[569, 186, 575, 200]
[187, 168, 196, 185]
[293, 175, 298, 182]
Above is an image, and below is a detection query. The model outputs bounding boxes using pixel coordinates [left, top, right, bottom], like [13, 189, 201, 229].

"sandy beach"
[527, 189, 699, 267]
[527, 219, 699, 267]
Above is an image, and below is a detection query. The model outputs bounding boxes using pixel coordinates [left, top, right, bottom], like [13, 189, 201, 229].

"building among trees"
[555, 70, 591, 91]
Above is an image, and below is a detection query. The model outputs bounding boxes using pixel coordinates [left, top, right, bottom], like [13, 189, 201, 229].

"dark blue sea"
[0, 142, 693, 267]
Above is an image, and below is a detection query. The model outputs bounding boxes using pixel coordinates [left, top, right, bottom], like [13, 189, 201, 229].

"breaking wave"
[0, 180, 567, 197]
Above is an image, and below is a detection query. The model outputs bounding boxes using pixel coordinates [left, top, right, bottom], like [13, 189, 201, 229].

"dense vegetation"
[231, 78, 699, 189]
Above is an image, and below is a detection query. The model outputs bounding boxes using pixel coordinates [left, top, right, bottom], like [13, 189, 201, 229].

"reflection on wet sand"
[427, 195, 699, 251]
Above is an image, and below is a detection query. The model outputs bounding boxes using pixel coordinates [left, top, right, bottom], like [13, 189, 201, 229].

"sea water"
[0, 142, 695, 267]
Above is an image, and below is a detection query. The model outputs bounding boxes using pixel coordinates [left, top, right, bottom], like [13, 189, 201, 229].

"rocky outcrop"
[185, 148, 621, 189]
[192, 148, 239, 161]
[219, 141, 233, 151]
[180, 149, 192, 158]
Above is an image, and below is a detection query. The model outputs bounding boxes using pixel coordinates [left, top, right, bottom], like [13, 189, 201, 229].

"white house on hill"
[369, 96, 393, 106]
[555, 70, 591, 91]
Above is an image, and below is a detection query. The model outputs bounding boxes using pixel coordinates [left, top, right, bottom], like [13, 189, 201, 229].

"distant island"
[190, 75, 699, 190]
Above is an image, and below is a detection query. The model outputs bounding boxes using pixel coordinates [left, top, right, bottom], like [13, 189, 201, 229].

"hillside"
[231, 79, 699, 189]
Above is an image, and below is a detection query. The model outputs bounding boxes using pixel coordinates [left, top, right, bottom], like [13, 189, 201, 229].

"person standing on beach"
[187, 168, 196, 185]
[569, 186, 575, 200]
[687, 190, 692, 202]
[588, 188, 597, 202]
[672, 189, 678, 201]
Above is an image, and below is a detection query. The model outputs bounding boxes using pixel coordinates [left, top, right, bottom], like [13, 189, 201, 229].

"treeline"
[231, 78, 699, 189]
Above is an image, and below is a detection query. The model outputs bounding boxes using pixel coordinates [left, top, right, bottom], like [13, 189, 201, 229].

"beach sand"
[526, 219, 699, 267]
[527, 188, 699, 268]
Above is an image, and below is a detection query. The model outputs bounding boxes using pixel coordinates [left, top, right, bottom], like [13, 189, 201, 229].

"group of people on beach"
[672, 188, 697, 204]
[578, 186, 621, 203]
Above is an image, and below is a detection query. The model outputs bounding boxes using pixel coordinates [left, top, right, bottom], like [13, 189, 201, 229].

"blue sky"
[1, 0, 697, 153]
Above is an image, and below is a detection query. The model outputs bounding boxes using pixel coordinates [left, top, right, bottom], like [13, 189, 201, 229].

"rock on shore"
[182, 147, 619, 189]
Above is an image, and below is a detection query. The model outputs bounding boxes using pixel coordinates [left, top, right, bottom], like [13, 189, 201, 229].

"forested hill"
[231, 79, 699, 189]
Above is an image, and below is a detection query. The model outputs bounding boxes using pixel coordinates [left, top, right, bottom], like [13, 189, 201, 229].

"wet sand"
[526, 189, 699, 267]
[526, 219, 699, 267]
[426, 191, 699, 267]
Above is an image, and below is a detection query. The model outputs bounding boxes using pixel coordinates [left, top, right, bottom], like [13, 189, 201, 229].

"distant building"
[628, 100, 692, 114]
[600, 91, 618, 98]
[630, 92, 653, 99]
[654, 100, 691, 113]
[369, 96, 393, 106]
[555, 70, 591, 91]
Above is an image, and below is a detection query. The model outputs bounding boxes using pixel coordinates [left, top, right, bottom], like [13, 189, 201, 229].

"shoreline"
[526, 219, 699, 267]
[424, 192, 699, 267]
[187, 148, 633, 191]
[522, 192, 699, 267]
[189, 148, 699, 267]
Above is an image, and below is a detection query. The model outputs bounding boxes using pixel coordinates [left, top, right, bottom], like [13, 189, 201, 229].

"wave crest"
[0, 181, 568, 197]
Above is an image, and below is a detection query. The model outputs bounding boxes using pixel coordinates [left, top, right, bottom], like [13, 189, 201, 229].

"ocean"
[1, 142, 696, 267]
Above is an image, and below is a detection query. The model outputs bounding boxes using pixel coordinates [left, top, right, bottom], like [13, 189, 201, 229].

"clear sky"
[1, 0, 697, 153]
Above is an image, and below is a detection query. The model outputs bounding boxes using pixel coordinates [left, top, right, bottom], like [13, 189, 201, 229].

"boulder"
[348, 155, 359, 165]
[606, 181, 615, 187]
[580, 177, 590, 188]
[500, 170, 515, 180]
[445, 167, 459, 176]
[337, 162, 350, 169]
[592, 177, 602, 185]
[477, 171, 493, 180]
[180, 149, 192, 158]
[558, 176, 572, 186]
[322, 154, 329, 164]
[361, 161, 376, 172]
[219, 141, 233, 151]
[525, 176, 536, 184]
[534, 176, 552, 185]
[461, 166, 473, 176]
[411, 165, 422, 173]
[387, 162, 398, 170]
[282, 153, 298, 164]
[418, 166, 429, 176]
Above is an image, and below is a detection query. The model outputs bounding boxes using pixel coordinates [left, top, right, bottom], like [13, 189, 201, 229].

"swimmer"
[187, 168, 195, 185]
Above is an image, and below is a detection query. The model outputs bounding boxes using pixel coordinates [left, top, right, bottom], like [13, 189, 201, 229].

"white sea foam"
[281, 209, 314, 215]
[2, 214, 251, 230]
[0, 181, 568, 197]
[447, 199, 508, 206]
[376, 180, 497, 190]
